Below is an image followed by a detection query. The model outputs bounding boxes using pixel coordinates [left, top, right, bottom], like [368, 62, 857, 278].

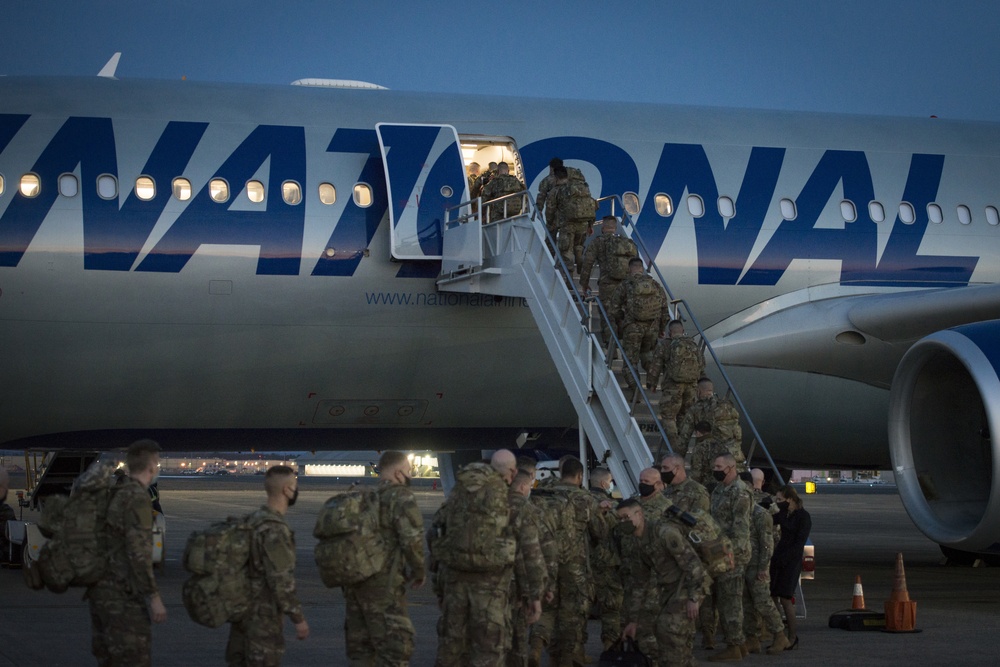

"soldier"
[471, 161, 498, 199]
[481, 161, 526, 221]
[343, 451, 425, 666]
[646, 320, 705, 457]
[467, 162, 481, 196]
[619, 499, 708, 667]
[435, 449, 521, 667]
[587, 468, 624, 650]
[660, 453, 710, 514]
[227, 465, 309, 667]
[507, 470, 547, 667]
[545, 165, 597, 274]
[609, 258, 669, 390]
[635, 467, 670, 518]
[739, 473, 791, 655]
[86, 439, 167, 667]
[0, 467, 15, 561]
[679, 378, 747, 483]
[707, 454, 753, 662]
[579, 216, 639, 346]
[535, 157, 587, 238]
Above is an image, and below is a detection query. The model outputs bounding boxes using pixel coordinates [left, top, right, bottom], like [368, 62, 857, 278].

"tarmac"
[3, 476, 1000, 666]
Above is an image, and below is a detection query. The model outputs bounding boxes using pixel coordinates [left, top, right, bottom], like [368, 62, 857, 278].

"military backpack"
[435, 463, 516, 573]
[561, 179, 597, 221]
[665, 505, 735, 578]
[667, 337, 704, 383]
[313, 487, 388, 587]
[627, 275, 662, 322]
[604, 235, 638, 281]
[31, 461, 118, 593]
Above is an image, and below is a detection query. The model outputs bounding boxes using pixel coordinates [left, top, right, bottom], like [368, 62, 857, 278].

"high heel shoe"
[785, 636, 799, 651]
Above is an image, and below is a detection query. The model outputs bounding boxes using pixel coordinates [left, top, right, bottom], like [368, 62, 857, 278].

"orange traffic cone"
[851, 575, 866, 610]
[884, 552, 917, 631]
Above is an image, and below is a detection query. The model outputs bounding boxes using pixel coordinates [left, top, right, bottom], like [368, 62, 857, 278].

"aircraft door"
[376, 123, 468, 260]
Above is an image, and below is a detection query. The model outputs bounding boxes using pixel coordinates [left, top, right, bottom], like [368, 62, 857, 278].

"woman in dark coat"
[770, 484, 811, 649]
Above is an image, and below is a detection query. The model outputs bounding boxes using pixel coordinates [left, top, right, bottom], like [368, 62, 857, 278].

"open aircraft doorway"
[459, 135, 525, 185]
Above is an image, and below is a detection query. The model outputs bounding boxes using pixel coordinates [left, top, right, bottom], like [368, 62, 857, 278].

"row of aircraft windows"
[0, 173, 376, 208]
[645, 192, 1000, 227]
[0, 171, 997, 227]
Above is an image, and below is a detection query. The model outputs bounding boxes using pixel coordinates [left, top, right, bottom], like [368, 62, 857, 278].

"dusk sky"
[2, 1, 999, 122]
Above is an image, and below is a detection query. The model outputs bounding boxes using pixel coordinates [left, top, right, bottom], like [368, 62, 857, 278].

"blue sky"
[2, 1, 999, 122]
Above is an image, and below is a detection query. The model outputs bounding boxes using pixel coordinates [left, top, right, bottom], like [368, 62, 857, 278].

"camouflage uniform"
[527, 488, 568, 664]
[343, 480, 425, 666]
[637, 489, 671, 521]
[226, 506, 305, 667]
[507, 491, 547, 667]
[547, 179, 596, 274]
[646, 336, 705, 456]
[608, 273, 669, 389]
[579, 232, 639, 346]
[627, 518, 709, 667]
[709, 478, 753, 649]
[536, 166, 586, 236]
[481, 173, 526, 222]
[679, 395, 746, 483]
[471, 168, 496, 200]
[588, 487, 624, 648]
[662, 477, 711, 514]
[743, 502, 784, 644]
[85, 477, 158, 667]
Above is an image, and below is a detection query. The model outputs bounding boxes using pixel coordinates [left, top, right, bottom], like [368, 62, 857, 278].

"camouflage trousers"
[436, 569, 512, 667]
[87, 583, 152, 667]
[621, 320, 659, 388]
[343, 571, 415, 666]
[743, 567, 784, 638]
[529, 568, 590, 664]
[558, 219, 590, 273]
[507, 601, 530, 667]
[593, 568, 624, 647]
[713, 570, 746, 646]
[657, 381, 698, 456]
[595, 278, 623, 347]
[653, 604, 698, 667]
[225, 591, 292, 667]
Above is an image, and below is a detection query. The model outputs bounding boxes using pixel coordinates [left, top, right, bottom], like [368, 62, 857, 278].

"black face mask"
[287, 488, 299, 507]
[712, 470, 727, 483]
[777, 500, 790, 512]
[661, 470, 675, 485]
[638, 483, 657, 497]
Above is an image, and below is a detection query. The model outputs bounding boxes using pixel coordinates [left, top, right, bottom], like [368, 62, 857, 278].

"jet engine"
[889, 321, 1000, 555]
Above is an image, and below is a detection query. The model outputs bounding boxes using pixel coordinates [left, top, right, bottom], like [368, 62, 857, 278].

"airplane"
[1, 70, 999, 561]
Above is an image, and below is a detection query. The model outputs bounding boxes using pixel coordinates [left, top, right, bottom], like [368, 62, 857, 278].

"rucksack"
[436, 463, 515, 573]
[627, 275, 662, 322]
[34, 461, 117, 593]
[181, 513, 276, 628]
[604, 235, 637, 281]
[313, 487, 388, 587]
[664, 505, 735, 578]
[667, 337, 704, 383]
[530, 487, 576, 566]
[562, 179, 597, 221]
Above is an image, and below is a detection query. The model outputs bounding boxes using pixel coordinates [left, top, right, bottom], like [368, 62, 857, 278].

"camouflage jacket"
[587, 487, 621, 573]
[481, 174, 526, 219]
[628, 519, 707, 621]
[678, 394, 742, 446]
[646, 335, 705, 389]
[579, 232, 639, 287]
[377, 480, 426, 585]
[710, 479, 753, 568]
[536, 167, 585, 218]
[247, 506, 305, 623]
[747, 502, 775, 575]
[508, 492, 546, 602]
[552, 481, 608, 574]
[527, 488, 563, 589]
[663, 477, 710, 514]
[636, 489, 671, 521]
[103, 477, 158, 597]
[608, 273, 668, 332]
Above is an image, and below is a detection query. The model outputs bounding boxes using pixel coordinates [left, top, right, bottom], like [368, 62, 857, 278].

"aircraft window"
[209, 178, 230, 203]
[97, 174, 118, 200]
[0, 173, 4, 195]
[987, 206, 999, 226]
[172, 178, 192, 201]
[59, 174, 79, 198]
[622, 192, 640, 216]
[282, 181, 302, 205]
[927, 203, 943, 224]
[686, 194, 705, 218]
[868, 201, 885, 223]
[780, 198, 796, 220]
[654, 194, 673, 217]
[135, 176, 155, 201]
[246, 180, 265, 204]
[718, 196, 736, 219]
[898, 202, 916, 225]
[353, 183, 373, 208]
[20, 173, 41, 198]
[840, 200, 857, 222]
[957, 205, 972, 225]
[318, 183, 336, 205]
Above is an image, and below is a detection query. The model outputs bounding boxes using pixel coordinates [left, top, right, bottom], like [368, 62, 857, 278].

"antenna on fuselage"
[97, 52, 122, 79]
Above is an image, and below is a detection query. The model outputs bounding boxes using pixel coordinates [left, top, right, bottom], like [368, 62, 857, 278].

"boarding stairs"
[436, 193, 784, 496]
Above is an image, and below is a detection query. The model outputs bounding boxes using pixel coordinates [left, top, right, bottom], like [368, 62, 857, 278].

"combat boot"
[701, 633, 716, 650]
[528, 640, 544, 667]
[744, 637, 761, 654]
[707, 644, 744, 662]
[767, 632, 791, 654]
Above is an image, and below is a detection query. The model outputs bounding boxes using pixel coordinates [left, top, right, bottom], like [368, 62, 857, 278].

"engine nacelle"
[889, 321, 1000, 554]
